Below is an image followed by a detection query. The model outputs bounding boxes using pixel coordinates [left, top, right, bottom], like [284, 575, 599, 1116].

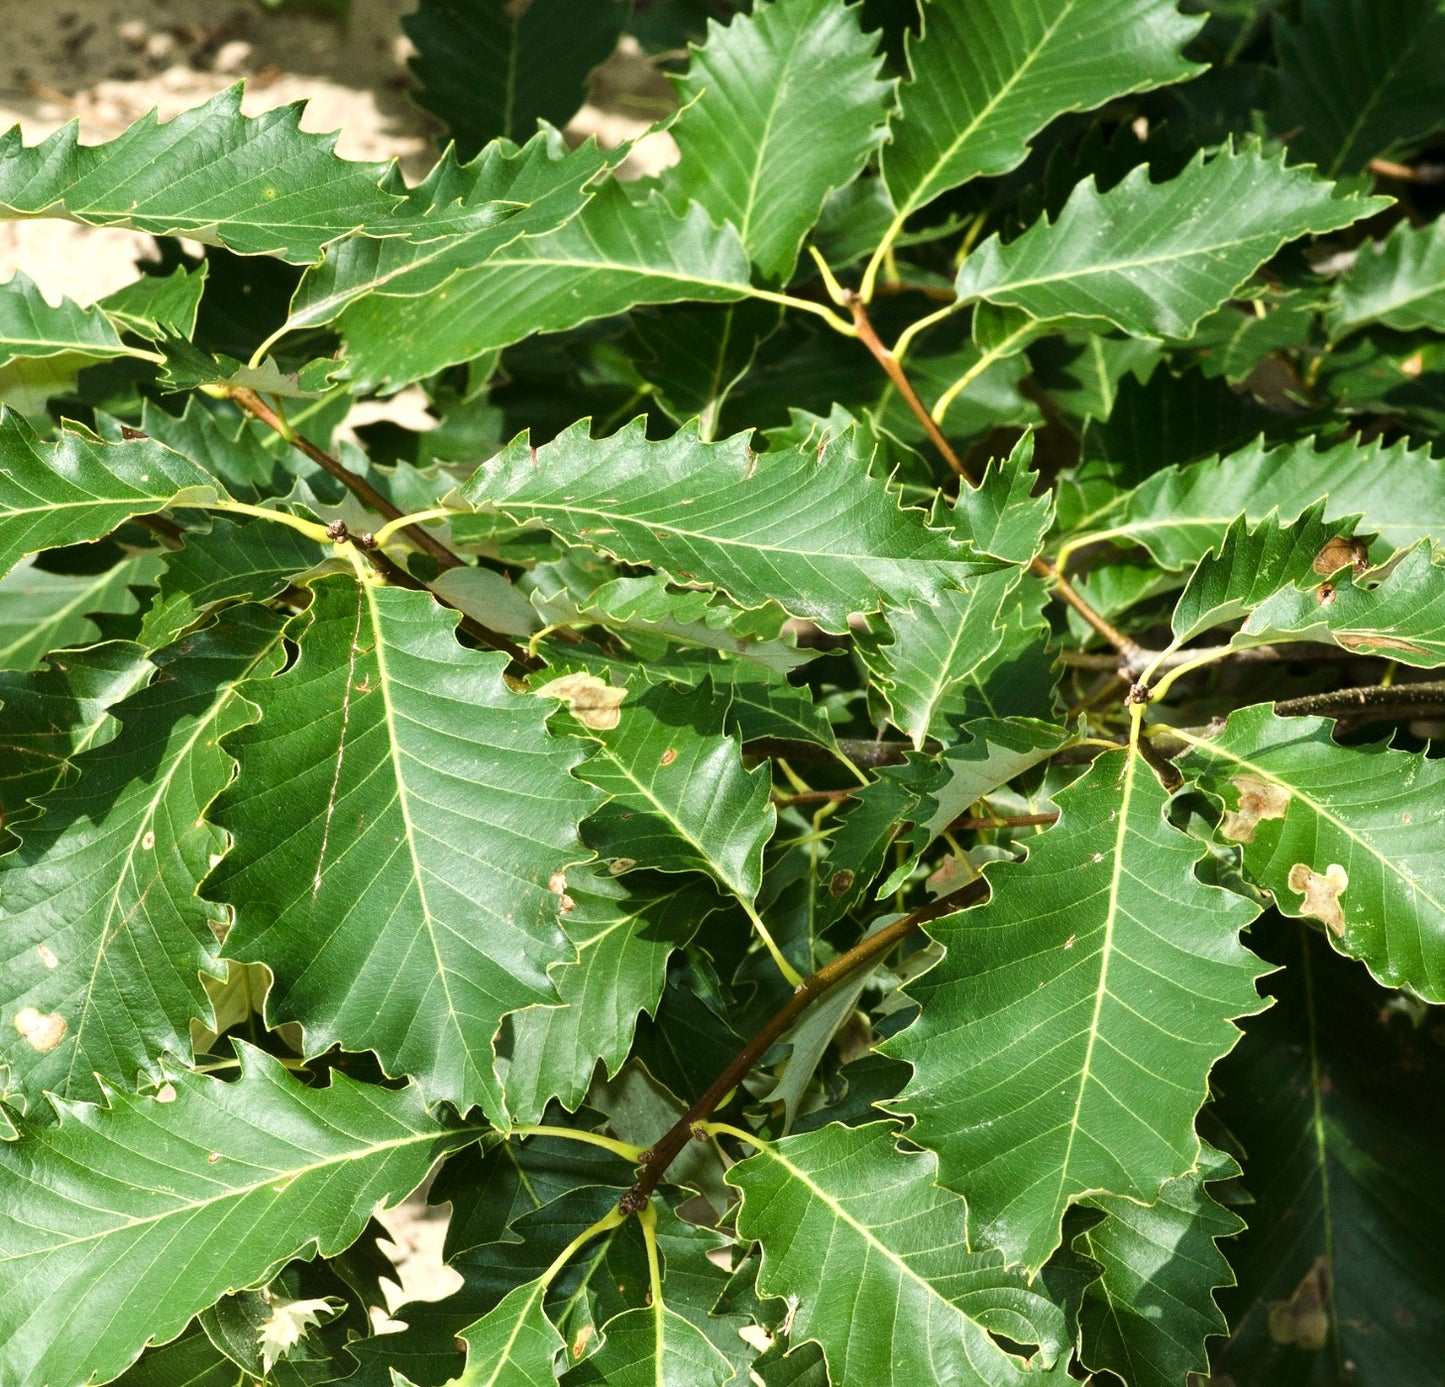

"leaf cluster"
[3, 2, 1444, 1384]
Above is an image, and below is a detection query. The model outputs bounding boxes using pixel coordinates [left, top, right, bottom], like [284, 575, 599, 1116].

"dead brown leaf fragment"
[1312, 535, 1370, 577]
[1220, 774, 1290, 843]
[1287, 862, 1349, 937]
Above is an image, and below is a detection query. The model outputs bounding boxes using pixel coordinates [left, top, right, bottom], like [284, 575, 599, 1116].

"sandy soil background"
[0, 0, 671, 1314]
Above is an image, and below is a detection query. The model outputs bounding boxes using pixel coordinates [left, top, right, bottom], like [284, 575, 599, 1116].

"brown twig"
[1034, 558, 1142, 661]
[225, 387, 462, 573]
[223, 388, 541, 667]
[1274, 680, 1445, 724]
[619, 877, 990, 1213]
[1368, 157, 1445, 185]
[771, 787, 858, 806]
[746, 736, 912, 768]
[845, 291, 975, 482]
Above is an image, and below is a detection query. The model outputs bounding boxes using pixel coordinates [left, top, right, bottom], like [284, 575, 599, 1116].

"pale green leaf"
[1170, 501, 1355, 645]
[285, 132, 611, 333]
[139, 516, 327, 648]
[1331, 219, 1445, 336]
[727, 1121, 1067, 1384]
[950, 432, 1054, 565]
[0, 411, 226, 579]
[0, 85, 398, 263]
[882, 0, 1204, 224]
[0, 552, 161, 672]
[1075, 1143, 1244, 1387]
[502, 873, 713, 1124]
[463, 419, 987, 633]
[1175, 703, 1445, 1001]
[0, 640, 153, 844]
[449, 1281, 566, 1386]
[208, 578, 601, 1120]
[0, 272, 131, 370]
[953, 143, 1389, 338]
[97, 263, 207, 342]
[864, 568, 1023, 747]
[570, 678, 774, 906]
[405, 0, 625, 159]
[884, 750, 1267, 1270]
[1242, 542, 1445, 666]
[1069, 433, 1445, 572]
[667, 0, 892, 281]
[0, 605, 284, 1106]
[335, 185, 754, 392]
[563, 1305, 733, 1386]
[0, 1046, 476, 1387]
[1268, 0, 1445, 176]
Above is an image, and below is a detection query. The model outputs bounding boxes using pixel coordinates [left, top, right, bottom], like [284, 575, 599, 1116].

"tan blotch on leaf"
[535, 673, 627, 730]
[1287, 861, 1349, 937]
[1312, 534, 1370, 577]
[14, 1006, 67, 1052]
[1220, 774, 1290, 843]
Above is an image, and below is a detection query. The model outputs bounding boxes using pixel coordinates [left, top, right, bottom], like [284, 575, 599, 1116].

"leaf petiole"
[503, 1125, 647, 1163]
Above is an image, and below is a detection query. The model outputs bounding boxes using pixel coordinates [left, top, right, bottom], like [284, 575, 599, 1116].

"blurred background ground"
[0, 0, 673, 1312]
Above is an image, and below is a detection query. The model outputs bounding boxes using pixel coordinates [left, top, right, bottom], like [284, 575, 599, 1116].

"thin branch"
[946, 810, 1058, 832]
[223, 387, 541, 668]
[224, 387, 462, 572]
[746, 736, 913, 768]
[771, 787, 857, 806]
[845, 291, 974, 482]
[1034, 558, 1142, 661]
[1274, 680, 1445, 724]
[619, 878, 989, 1213]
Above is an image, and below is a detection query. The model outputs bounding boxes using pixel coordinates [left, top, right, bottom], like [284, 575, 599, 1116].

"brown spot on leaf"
[1268, 1255, 1331, 1350]
[572, 1326, 595, 1360]
[14, 1007, 66, 1052]
[659, 747, 677, 767]
[607, 857, 636, 875]
[534, 673, 626, 730]
[208, 1151, 222, 1164]
[1288, 862, 1349, 937]
[829, 869, 854, 898]
[547, 871, 576, 913]
[36, 944, 59, 969]
[1316, 582, 1336, 606]
[1221, 775, 1290, 843]
[1312, 535, 1370, 576]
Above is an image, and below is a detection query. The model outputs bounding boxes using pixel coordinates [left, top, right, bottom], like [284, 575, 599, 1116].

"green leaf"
[1174, 702, 1445, 1002]
[1169, 501, 1354, 645]
[0, 272, 133, 370]
[1075, 1143, 1244, 1387]
[666, 0, 892, 281]
[284, 132, 608, 333]
[464, 419, 987, 633]
[449, 1280, 567, 1386]
[0, 605, 284, 1106]
[0, 1045, 476, 1387]
[0, 411, 225, 579]
[98, 263, 207, 342]
[951, 432, 1054, 565]
[727, 1121, 1067, 1384]
[0, 552, 161, 672]
[571, 678, 774, 907]
[502, 873, 712, 1123]
[334, 185, 754, 392]
[1268, 0, 1445, 176]
[864, 568, 1024, 747]
[1212, 923, 1445, 1385]
[1331, 218, 1445, 336]
[209, 578, 600, 1120]
[884, 749, 1267, 1270]
[1070, 433, 1445, 572]
[953, 143, 1389, 338]
[405, 0, 626, 160]
[881, 0, 1204, 225]
[139, 516, 326, 648]
[0, 86, 398, 263]
[1242, 542, 1445, 666]
[562, 1305, 733, 1386]
[0, 640, 153, 844]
